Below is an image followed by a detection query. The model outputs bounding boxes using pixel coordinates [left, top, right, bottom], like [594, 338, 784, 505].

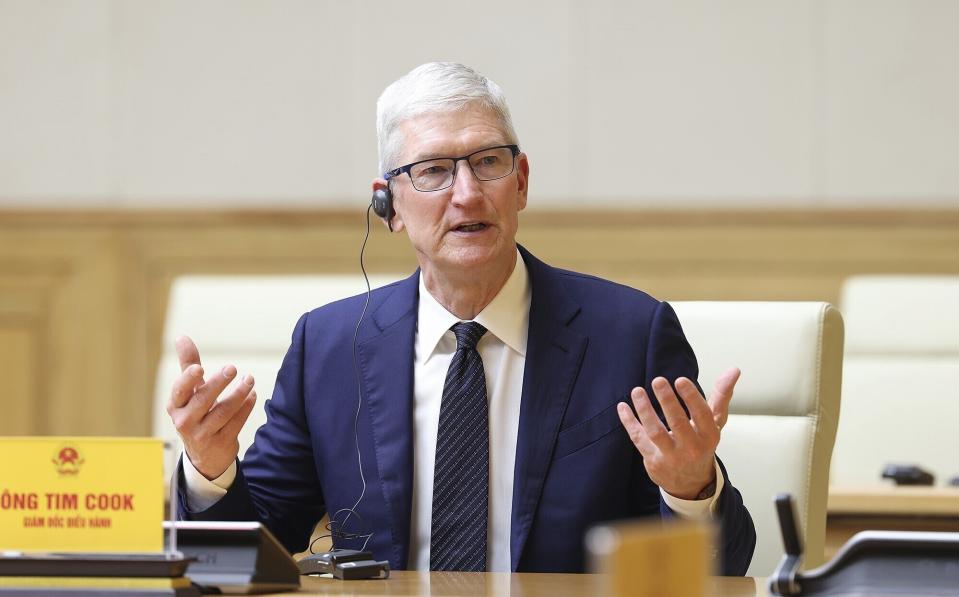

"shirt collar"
[416, 248, 531, 361]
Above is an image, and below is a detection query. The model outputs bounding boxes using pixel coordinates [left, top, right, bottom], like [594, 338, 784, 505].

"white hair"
[376, 62, 520, 175]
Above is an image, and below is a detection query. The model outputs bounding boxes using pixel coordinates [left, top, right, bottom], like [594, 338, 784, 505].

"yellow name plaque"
[0, 437, 164, 553]
[587, 519, 713, 597]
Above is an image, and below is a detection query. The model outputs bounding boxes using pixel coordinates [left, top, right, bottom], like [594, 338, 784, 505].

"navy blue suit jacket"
[179, 246, 755, 574]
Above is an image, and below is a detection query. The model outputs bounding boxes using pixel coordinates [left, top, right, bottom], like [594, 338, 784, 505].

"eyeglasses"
[384, 144, 520, 192]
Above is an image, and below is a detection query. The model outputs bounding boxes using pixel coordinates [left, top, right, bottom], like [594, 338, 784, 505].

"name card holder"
[0, 437, 197, 596]
[586, 518, 714, 597]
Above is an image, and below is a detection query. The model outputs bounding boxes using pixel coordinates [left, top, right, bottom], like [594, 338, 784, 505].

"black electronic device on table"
[769, 493, 959, 596]
[296, 549, 390, 579]
[163, 521, 300, 594]
[881, 463, 935, 486]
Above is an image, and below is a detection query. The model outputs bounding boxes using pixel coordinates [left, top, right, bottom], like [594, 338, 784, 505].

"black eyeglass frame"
[383, 144, 521, 192]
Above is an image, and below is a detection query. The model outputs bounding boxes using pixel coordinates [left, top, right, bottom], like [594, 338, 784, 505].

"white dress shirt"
[408, 251, 530, 572]
[183, 248, 723, 570]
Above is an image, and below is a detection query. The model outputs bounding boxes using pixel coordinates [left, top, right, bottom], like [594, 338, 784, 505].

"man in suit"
[168, 62, 756, 574]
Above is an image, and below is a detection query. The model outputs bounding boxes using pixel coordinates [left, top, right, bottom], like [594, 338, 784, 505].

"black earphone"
[371, 188, 394, 232]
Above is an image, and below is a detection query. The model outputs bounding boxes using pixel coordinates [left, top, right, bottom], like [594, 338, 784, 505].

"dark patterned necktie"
[430, 321, 489, 571]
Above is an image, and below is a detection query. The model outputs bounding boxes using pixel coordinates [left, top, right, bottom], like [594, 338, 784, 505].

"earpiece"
[371, 188, 394, 231]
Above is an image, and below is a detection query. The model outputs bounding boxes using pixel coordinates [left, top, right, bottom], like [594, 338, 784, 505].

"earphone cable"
[339, 202, 375, 551]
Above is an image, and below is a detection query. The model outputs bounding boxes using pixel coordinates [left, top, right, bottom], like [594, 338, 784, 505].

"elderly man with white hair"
[167, 62, 756, 574]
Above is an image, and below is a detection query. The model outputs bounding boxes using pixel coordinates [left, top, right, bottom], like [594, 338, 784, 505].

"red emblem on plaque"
[51, 446, 85, 476]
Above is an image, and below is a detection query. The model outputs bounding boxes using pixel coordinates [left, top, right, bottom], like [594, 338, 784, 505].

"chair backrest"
[832, 275, 959, 488]
[671, 302, 844, 577]
[153, 274, 402, 477]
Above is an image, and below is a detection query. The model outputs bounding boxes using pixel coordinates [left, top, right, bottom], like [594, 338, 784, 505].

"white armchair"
[671, 302, 844, 577]
[152, 274, 401, 477]
[831, 275, 959, 488]
[154, 284, 844, 575]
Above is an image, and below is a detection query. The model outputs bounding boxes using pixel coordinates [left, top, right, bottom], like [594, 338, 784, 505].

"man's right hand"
[166, 335, 257, 480]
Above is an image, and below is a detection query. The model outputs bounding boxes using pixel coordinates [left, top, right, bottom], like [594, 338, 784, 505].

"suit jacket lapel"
[356, 271, 419, 569]
[510, 247, 588, 570]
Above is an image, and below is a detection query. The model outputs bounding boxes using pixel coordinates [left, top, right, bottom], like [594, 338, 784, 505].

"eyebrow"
[407, 141, 510, 164]
[408, 151, 448, 163]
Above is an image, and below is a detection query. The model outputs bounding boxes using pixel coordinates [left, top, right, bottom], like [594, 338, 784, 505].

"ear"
[371, 178, 404, 232]
[515, 152, 530, 212]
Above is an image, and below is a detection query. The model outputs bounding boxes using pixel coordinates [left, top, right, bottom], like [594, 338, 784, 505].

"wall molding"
[2, 208, 958, 436]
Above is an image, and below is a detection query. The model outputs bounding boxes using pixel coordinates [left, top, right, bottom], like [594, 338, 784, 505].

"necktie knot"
[451, 321, 487, 351]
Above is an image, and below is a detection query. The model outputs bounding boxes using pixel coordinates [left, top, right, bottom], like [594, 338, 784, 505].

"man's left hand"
[617, 367, 741, 500]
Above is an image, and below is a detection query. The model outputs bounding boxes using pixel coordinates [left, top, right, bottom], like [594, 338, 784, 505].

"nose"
[450, 159, 483, 205]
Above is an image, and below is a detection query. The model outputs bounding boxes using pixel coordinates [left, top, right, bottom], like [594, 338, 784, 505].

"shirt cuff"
[181, 453, 237, 512]
[659, 459, 725, 520]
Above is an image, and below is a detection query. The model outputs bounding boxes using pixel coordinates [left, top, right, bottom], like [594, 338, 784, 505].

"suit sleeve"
[645, 301, 757, 576]
[177, 312, 326, 554]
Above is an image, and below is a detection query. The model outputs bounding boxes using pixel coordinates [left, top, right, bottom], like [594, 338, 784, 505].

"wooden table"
[826, 486, 959, 560]
[265, 572, 767, 596]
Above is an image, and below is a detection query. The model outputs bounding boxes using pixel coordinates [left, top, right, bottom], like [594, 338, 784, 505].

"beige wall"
[2, 208, 959, 437]
[1, 0, 958, 208]
[2, 2, 958, 434]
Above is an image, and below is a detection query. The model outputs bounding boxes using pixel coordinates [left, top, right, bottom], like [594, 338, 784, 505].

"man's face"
[380, 104, 529, 281]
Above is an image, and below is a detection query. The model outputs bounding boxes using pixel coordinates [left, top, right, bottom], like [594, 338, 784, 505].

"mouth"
[451, 222, 489, 233]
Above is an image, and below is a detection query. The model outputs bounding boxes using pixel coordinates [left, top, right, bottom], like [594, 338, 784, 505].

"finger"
[630, 387, 673, 452]
[202, 373, 255, 432]
[617, 402, 656, 457]
[708, 367, 741, 428]
[168, 364, 205, 410]
[187, 365, 236, 416]
[674, 377, 715, 433]
[176, 335, 202, 372]
[650, 378, 695, 441]
[181, 365, 239, 423]
[217, 388, 257, 443]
